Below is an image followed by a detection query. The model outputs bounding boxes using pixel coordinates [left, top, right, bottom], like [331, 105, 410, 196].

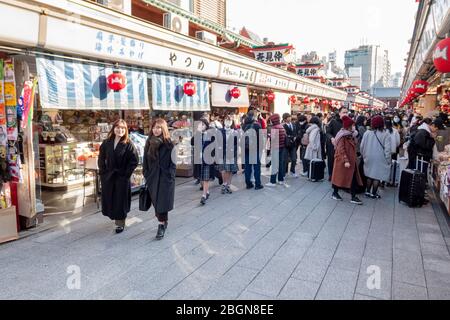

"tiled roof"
[142, 0, 260, 48]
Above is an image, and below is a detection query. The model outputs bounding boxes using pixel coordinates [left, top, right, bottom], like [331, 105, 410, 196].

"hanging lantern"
[183, 81, 197, 96]
[323, 99, 329, 105]
[303, 96, 310, 104]
[229, 87, 241, 99]
[313, 98, 320, 104]
[290, 95, 297, 104]
[266, 91, 275, 102]
[412, 80, 429, 95]
[433, 38, 450, 73]
[107, 71, 127, 92]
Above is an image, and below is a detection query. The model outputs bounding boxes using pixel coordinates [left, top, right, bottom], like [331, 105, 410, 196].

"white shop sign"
[255, 72, 289, 90]
[44, 17, 220, 78]
[218, 63, 256, 84]
[0, 3, 39, 46]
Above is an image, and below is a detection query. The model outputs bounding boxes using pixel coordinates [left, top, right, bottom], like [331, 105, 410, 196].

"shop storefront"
[210, 82, 249, 127]
[151, 71, 210, 177]
[0, 0, 348, 235]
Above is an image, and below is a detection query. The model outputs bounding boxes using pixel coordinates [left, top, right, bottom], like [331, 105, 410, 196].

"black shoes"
[115, 226, 124, 234]
[255, 185, 264, 190]
[332, 192, 343, 201]
[194, 179, 200, 185]
[351, 196, 363, 205]
[246, 183, 255, 189]
[156, 224, 166, 240]
[200, 195, 207, 205]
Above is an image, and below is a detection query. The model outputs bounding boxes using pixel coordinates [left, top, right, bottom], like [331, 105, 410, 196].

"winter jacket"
[304, 124, 322, 160]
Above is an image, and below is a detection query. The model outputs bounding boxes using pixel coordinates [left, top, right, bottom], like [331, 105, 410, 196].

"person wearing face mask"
[296, 114, 309, 176]
[143, 119, 176, 240]
[326, 107, 349, 179]
[98, 119, 139, 234]
[217, 116, 238, 194]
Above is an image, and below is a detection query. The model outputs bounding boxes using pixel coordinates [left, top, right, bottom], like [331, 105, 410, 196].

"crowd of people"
[97, 107, 449, 240]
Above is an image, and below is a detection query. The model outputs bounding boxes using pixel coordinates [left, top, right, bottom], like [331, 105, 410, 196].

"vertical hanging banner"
[4, 59, 16, 107]
[4, 59, 17, 141]
[0, 60, 6, 147]
[21, 78, 37, 129]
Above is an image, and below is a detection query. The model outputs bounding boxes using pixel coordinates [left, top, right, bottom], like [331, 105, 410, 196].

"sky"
[226, 0, 419, 74]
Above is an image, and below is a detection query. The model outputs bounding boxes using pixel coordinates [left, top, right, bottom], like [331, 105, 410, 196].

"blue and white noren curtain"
[36, 56, 149, 110]
[152, 71, 210, 111]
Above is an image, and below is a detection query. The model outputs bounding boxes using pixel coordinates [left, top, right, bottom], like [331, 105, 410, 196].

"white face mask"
[394, 117, 400, 123]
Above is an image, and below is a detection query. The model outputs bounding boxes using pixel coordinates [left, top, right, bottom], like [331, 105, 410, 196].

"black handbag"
[139, 185, 152, 211]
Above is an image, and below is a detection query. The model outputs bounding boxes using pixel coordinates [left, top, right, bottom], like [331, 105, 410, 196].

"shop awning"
[36, 56, 149, 110]
[211, 82, 249, 108]
[151, 71, 210, 111]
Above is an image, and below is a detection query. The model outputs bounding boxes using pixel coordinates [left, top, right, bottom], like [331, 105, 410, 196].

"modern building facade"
[344, 45, 391, 93]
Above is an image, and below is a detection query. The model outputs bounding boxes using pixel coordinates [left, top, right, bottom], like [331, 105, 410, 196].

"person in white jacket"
[385, 118, 401, 160]
[302, 116, 322, 176]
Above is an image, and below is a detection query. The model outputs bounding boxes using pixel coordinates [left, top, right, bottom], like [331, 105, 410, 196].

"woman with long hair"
[218, 115, 238, 194]
[143, 119, 177, 240]
[98, 119, 139, 233]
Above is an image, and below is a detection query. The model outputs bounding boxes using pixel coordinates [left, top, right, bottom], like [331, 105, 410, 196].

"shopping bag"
[139, 185, 152, 211]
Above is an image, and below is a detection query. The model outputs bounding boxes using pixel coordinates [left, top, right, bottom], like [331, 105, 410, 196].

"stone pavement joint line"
[1, 167, 450, 300]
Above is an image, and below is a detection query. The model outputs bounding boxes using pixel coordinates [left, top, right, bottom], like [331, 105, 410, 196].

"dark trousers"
[333, 169, 358, 197]
[156, 212, 168, 223]
[300, 146, 308, 173]
[286, 146, 298, 174]
[270, 148, 287, 184]
[244, 153, 262, 187]
[327, 147, 335, 177]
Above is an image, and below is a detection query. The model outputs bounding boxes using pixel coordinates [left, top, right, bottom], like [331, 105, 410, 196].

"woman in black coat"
[143, 118, 176, 240]
[98, 119, 139, 234]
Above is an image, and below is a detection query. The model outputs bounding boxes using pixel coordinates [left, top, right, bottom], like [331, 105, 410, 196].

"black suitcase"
[309, 159, 325, 182]
[399, 169, 426, 207]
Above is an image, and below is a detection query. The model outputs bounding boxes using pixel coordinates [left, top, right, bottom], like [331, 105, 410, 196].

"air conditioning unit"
[163, 13, 189, 35]
[195, 31, 218, 46]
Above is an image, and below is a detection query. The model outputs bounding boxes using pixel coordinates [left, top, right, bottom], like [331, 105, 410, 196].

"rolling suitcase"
[309, 159, 325, 182]
[399, 169, 426, 208]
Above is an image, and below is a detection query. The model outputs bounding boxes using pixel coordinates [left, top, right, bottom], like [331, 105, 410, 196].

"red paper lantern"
[412, 80, 429, 95]
[323, 99, 329, 105]
[267, 91, 275, 102]
[183, 81, 197, 96]
[433, 38, 450, 73]
[303, 97, 310, 104]
[313, 98, 319, 104]
[107, 71, 127, 92]
[230, 87, 241, 99]
[290, 95, 297, 104]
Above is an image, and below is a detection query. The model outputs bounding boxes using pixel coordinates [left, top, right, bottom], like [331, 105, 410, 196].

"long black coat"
[98, 139, 139, 220]
[143, 140, 176, 214]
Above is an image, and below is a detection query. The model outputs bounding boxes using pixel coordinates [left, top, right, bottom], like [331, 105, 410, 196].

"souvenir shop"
[149, 70, 211, 177]
[210, 82, 249, 127]
[0, 53, 21, 243]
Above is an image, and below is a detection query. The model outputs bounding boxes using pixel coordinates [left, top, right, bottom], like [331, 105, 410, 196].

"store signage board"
[255, 72, 289, 90]
[44, 17, 220, 78]
[251, 45, 296, 66]
[218, 63, 256, 84]
[0, 3, 39, 46]
[294, 65, 325, 78]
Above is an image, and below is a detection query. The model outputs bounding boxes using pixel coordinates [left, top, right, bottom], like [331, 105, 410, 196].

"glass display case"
[38, 142, 95, 188]
[171, 127, 193, 177]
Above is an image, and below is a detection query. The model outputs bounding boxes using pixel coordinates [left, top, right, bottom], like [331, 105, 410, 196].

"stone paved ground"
[1, 165, 450, 300]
